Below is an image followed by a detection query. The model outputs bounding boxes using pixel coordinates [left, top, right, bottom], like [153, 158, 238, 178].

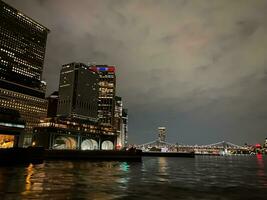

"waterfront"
[0, 156, 267, 200]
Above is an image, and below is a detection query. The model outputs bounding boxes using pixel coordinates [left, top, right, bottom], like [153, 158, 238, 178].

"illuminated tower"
[89, 65, 116, 134]
[0, 1, 49, 146]
[158, 127, 166, 142]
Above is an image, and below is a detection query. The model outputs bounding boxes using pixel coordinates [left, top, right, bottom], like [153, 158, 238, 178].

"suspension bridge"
[137, 140, 249, 155]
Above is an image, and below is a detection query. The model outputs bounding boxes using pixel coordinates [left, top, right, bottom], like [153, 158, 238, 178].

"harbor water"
[0, 155, 267, 200]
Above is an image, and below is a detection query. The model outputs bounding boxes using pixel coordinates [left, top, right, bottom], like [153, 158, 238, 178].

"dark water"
[0, 155, 267, 200]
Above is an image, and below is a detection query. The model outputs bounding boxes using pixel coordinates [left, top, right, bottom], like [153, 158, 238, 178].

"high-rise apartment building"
[89, 65, 116, 134]
[0, 1, 49, 145]
[158, 127, 166, 142]
[57, 63, 99, 122]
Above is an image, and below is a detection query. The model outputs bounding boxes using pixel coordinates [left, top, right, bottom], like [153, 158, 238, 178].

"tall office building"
[121, 108, 128, 147]
[0, 1, 49, 145]
[57, 63, 99, 122]
[89, 65, 116, 134]
[158, 127, 166, 142]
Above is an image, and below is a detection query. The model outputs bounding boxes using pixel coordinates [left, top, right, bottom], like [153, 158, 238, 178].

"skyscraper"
[57, 62, 99, 122]
[89, 65, 116, 134]
[0, 1, 49, 146]
[121, 108, 128, 147]
[114, 96, 122, 148]
[33, 63, 116, 150]
[158, 127, 166, 142]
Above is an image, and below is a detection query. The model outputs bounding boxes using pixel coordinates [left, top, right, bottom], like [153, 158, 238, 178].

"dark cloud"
[4, 0, 267, 145]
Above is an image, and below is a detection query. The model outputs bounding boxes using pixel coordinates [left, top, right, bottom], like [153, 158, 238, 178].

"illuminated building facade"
[33, 117, 115, 150]
[114, 96, 122, 148]
[158, 127, 166, 142]
[33, 63, 116, 150]
[0, 1, 49, 146]
[89, 65, 116, 134]
[57, 63, 99, 122]
[0, 107, 25, 148]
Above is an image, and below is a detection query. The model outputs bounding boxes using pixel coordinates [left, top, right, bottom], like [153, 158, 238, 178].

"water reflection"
[11, 161, 132, 199]
[256, 154, 267, 188]
[1, 157, 267, 199]
[157, 157, 169, 182]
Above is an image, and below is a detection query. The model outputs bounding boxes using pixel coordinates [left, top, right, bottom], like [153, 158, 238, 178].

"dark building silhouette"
[57, 63, 99, 122]
[47, 91, 59, 118]
[122, 108, 128, 147]
[0, 1, 49, 146]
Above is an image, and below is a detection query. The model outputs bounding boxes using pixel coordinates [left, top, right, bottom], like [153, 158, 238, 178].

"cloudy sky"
[5, 0, 267, 145]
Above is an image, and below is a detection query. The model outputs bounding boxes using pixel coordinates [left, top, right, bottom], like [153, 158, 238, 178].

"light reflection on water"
[0, 156, 267, 199]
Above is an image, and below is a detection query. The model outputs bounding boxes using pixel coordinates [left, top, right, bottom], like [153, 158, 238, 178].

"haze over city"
[5, 0, 267, 145]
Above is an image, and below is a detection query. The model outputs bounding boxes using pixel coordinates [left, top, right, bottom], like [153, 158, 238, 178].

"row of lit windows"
[58, 99, 97, 112]
[0, 48, 42, 74]
[12, 66, 37, 78]
[0, 29, 28, 48]
[0, 27, 46, 55]
[1, 38, 26, 55]
[3, 6, 47, 32]
[38, 122, 98, 133]
[99, 87, 114, 93]
[0, 89, 46, 103]
[99, 74, 114, 78]
[0, 59, 8, 65]
[99, 81, 114, 87]
[0, 99, 47, 113]
[12, 54, 41, 72]
[0, 39, 44, 61]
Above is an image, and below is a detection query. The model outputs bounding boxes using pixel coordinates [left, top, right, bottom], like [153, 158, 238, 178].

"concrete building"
[57, 63, 99, 122]
[0, 1, 49, 146]
[158, 127, 166, 142]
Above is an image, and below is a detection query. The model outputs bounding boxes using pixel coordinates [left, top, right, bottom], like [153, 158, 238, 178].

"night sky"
[5, 0, 267, 145]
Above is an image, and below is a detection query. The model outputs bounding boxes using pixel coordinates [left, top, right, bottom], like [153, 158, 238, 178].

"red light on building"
[89, 66, 115, 73]
[116, 144, 121, 150]
[108, 66, 115, 72]
[89, 67, 98, 72]
[255, 144, 261, 148]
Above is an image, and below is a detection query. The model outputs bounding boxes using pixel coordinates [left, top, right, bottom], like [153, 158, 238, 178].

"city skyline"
[4, 0, 267, 145]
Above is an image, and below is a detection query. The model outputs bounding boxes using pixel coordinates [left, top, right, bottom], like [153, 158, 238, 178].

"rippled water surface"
[0, 155, 267, 200]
